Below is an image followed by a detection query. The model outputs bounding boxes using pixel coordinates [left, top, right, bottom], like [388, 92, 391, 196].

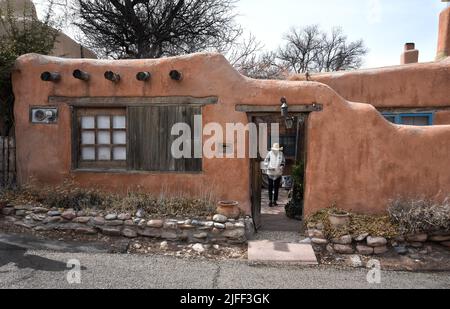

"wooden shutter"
[128, 106, 202, 172]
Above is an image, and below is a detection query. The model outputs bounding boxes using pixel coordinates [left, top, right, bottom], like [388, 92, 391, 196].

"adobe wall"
[289, 58, 450, 110]
[12, 53, 450, 215]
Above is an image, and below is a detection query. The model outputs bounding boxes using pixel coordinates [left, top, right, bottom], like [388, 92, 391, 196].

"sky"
[34, 0, 448, 69]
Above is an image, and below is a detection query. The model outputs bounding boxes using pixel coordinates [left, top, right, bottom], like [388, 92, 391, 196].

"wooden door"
[251, 158, 262, 230]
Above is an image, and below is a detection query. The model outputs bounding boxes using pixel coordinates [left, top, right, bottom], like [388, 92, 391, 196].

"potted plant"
[328, 207, 350, 228]
[285, 163, 304, 220]
[0, 200, 7, 211]
[216, 201, 240, 219]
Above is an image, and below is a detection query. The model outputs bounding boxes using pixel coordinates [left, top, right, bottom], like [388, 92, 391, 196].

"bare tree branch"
[73, 0, 242, 59]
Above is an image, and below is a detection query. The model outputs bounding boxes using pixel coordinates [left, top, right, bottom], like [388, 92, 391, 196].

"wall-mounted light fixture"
[73, 69, 90, 81]
[104, 71, 121, 83]
[136, 71, 151, 81]
[41, 72, 61, 82]
[169, 70, 183, 81]
[280, 97, 296, 129]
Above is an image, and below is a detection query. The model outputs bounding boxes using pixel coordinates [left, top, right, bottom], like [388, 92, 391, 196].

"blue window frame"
[382, 113, 434, 126]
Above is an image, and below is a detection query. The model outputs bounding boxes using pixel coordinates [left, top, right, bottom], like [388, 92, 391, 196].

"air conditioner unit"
[30, 107, 58, 124]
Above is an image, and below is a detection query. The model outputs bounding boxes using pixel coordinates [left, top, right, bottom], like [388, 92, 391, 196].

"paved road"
[0, 234, 449, 289]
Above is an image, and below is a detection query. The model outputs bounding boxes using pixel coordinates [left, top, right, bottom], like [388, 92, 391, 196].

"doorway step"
[248, 239, 318, 266]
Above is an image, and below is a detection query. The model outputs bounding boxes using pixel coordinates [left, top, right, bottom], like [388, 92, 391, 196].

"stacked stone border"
[1, 204, 254, 244]
[307, 224, 450, 256]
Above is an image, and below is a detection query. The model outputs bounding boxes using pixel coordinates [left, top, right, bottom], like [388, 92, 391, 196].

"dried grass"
[1, 178, 217, 218]
[306, 207, 399, 239]
[388, 197, 450, 234]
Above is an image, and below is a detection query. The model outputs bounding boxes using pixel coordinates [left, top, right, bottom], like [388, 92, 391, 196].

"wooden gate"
[0, 136, 16, 188]
[251, 159, 262, 230]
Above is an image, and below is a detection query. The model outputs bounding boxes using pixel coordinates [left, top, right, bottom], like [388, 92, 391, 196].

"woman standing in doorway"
[264, 143, 286, 207]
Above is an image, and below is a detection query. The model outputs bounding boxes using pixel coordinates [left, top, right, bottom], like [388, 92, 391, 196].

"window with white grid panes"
[76, 108, 127, 169]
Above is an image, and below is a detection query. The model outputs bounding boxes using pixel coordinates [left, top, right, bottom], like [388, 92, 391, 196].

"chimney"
[400, 43, 419, 64]
[436, 5, 450, 60]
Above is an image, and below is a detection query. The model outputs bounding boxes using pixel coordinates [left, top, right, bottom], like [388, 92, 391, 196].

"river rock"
[43, 216, 61, 224]
[223, 229, 245, 239]
[105, 220, 124, 226]
[47, 210, 61, 217]
[147, 220, 164, 228]
[332, 235, 352, 245]
[1, 207, 15, 216]
[354, 233, 369, 242]
[164, 221, 178, 229]
[373, 246, 389, 255]
[122, 228, 137, 238]
[213, 214, 228, 223]
[75, 226, 97, 235]
[193, 232, 208, 239]
[32, 207, 49, 214]
[138, 228, 161, 238]
[356, 245, 374, 255]
[93, 217, 106, 226]
[14, 205, 33, 211]
[118, 213, 131, 221]
[366, 236, 387, 247]
[214, 223, 226, 229]
[333, 244, 354, 254]
[311, 238, 328, 245]
[308, 229, 325, 239]
[406, 234, 428, 242]
[61, 210, 77, 220]
[73, 217, 91, 224]
[161, 231, 177, 240]
[100, 227, 122, 236]
[192, 243, 205, 253]
[429, 235, 450, 242]
[105, 213, 118, 221]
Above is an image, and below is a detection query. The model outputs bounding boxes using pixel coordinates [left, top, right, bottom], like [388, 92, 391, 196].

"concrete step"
[248, 240, 318, 266]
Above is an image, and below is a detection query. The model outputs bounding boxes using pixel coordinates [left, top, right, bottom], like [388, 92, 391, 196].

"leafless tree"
[278, 25, 368, 74]
[72, 0, 242, 59]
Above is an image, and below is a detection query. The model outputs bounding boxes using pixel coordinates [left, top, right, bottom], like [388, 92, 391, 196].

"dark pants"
[268, 177, 282, 202]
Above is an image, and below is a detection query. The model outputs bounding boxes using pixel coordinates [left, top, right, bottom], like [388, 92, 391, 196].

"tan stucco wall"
[12, 53, 450, 215]
[289, 58, 450, 109]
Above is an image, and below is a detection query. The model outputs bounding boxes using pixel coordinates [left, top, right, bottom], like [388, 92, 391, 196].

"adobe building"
[0, 0, 96, 59]
[11, 6, 450, 225]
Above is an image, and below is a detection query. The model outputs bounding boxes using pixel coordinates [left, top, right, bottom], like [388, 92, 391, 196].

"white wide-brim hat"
[271, 143, 283, 151]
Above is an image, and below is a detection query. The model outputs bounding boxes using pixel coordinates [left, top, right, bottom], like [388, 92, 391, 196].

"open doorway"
[250, 113, 308, 232]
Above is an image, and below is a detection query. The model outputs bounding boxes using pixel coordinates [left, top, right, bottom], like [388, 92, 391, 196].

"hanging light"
[280, 97, 289, 118]
[280, 97, 295, 129]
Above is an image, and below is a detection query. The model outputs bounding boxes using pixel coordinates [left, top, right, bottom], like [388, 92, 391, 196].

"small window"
[75, 108, 127, 169]
[382, 113, 433, 126]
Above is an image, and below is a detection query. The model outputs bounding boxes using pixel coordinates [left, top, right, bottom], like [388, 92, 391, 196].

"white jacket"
[264, 151, 286, 179]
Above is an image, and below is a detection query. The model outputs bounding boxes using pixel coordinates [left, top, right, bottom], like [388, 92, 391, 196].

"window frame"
[382, 112, 434, 126]
[71, 105, 203, 173]
[73, 107, 127, 170]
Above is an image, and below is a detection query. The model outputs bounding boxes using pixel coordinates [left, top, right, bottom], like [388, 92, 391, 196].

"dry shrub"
[388, 197, 450, 235]
[2, 178, 217, 218]
[306, 207, 399, 239]
[109, 192, 216, 218]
